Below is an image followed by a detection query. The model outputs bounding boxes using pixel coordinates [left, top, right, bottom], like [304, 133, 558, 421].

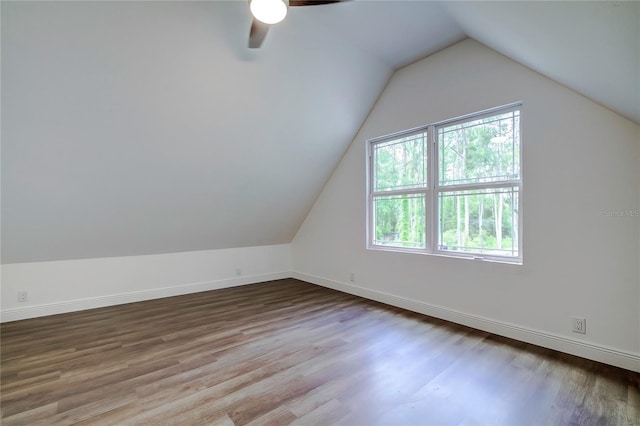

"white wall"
[1, 244, 292, 322]
[292, 40, 640, 372]
[1, 1, 390, 264]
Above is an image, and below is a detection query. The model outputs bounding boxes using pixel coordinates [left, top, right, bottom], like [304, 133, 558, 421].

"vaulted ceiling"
[2, 1, 638, 263]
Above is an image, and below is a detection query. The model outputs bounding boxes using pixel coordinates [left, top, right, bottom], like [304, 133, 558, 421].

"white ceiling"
[295, 0, 639, 122]
[289, 1, 466, 69]
[2, 0, 638, 263]
[443, 0, 639, 124]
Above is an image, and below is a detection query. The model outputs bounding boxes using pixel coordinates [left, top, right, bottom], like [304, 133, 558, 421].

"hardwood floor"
[1, 278, 638, 425]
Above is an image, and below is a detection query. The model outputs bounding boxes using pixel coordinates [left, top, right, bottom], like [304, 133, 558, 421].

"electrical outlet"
[18, 291, 28, 303]
[349, 272, 355, 282]
[572, 317, 586, 334]
[235, 268, 242, 276]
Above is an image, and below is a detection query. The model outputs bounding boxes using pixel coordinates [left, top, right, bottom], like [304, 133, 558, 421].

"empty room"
[1, 0, 639, 424]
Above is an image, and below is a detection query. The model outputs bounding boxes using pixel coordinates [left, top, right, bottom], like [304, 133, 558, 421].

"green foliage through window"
[374, 133, 427, 192]
[439, 111, 520, 186]
[374, 194, 425, 248]
[438, 187, 519, 256]
[369, 105, 522, 261]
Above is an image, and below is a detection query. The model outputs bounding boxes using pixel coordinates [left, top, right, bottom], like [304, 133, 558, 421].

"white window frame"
[367, 103, 523, 264]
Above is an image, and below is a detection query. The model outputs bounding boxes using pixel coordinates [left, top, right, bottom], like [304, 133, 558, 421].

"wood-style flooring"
[1, 278, 639, 425]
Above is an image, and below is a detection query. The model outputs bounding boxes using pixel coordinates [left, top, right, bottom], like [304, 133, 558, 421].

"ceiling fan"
[248, 0, 346, 48]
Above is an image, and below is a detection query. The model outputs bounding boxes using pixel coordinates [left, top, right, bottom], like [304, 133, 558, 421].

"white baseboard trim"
[4, 270, 638, 372]
[1, 271, 290, 323]
[291, 271, 640, 373]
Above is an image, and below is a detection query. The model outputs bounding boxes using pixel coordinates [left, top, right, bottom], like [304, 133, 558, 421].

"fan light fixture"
[250, 0, 288, 25]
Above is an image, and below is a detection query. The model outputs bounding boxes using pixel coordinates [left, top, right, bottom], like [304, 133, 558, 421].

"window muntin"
[373, 132, 427, 192]
[368, 104, 522, 263]
[373, 193, 426, 248]
[438, 110, 520, 186]
[437, 186, 519, 257]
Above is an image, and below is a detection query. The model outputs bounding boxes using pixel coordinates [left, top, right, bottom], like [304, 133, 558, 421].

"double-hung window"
[368, 104, 522, 263]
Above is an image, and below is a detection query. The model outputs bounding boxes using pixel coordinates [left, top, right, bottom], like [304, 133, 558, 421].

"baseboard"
[4, 269, 638, 372]
[291, 271, 640, 373]
[0, 271, 290, 323]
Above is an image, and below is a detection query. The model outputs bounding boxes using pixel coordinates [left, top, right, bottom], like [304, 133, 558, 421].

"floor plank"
[1, 278, 639, 425]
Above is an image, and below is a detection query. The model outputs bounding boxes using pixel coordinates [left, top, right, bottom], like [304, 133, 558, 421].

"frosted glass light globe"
[250, 0, 288, 25]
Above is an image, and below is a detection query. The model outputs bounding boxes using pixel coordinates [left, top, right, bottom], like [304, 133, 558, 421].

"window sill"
[367, 244, 523, 266]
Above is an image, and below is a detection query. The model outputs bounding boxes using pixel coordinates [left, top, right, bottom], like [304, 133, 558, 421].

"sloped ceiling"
[442, 0, 640, 125]
[2, 1, 638, 263]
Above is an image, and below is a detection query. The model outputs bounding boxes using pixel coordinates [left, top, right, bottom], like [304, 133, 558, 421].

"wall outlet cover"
[572, 317, 586, 334]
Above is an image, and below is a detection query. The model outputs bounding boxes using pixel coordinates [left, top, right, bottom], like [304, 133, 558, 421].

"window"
[368, 104, 522, 263]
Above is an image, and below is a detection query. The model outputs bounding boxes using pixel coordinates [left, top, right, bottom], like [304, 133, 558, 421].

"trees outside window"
[368, 104, 522, 263]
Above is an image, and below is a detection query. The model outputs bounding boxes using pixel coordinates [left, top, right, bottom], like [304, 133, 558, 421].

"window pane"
[438, 187, 519, 257]
[373, 133, 427, 192]
[439, 110, 520, 186]
[373, 194, 425, 248]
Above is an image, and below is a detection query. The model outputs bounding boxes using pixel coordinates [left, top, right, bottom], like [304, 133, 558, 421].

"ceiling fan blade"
[249, 18, 270, 48]
[289, 0, 343, 6]
[248, 0, 348, 48]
